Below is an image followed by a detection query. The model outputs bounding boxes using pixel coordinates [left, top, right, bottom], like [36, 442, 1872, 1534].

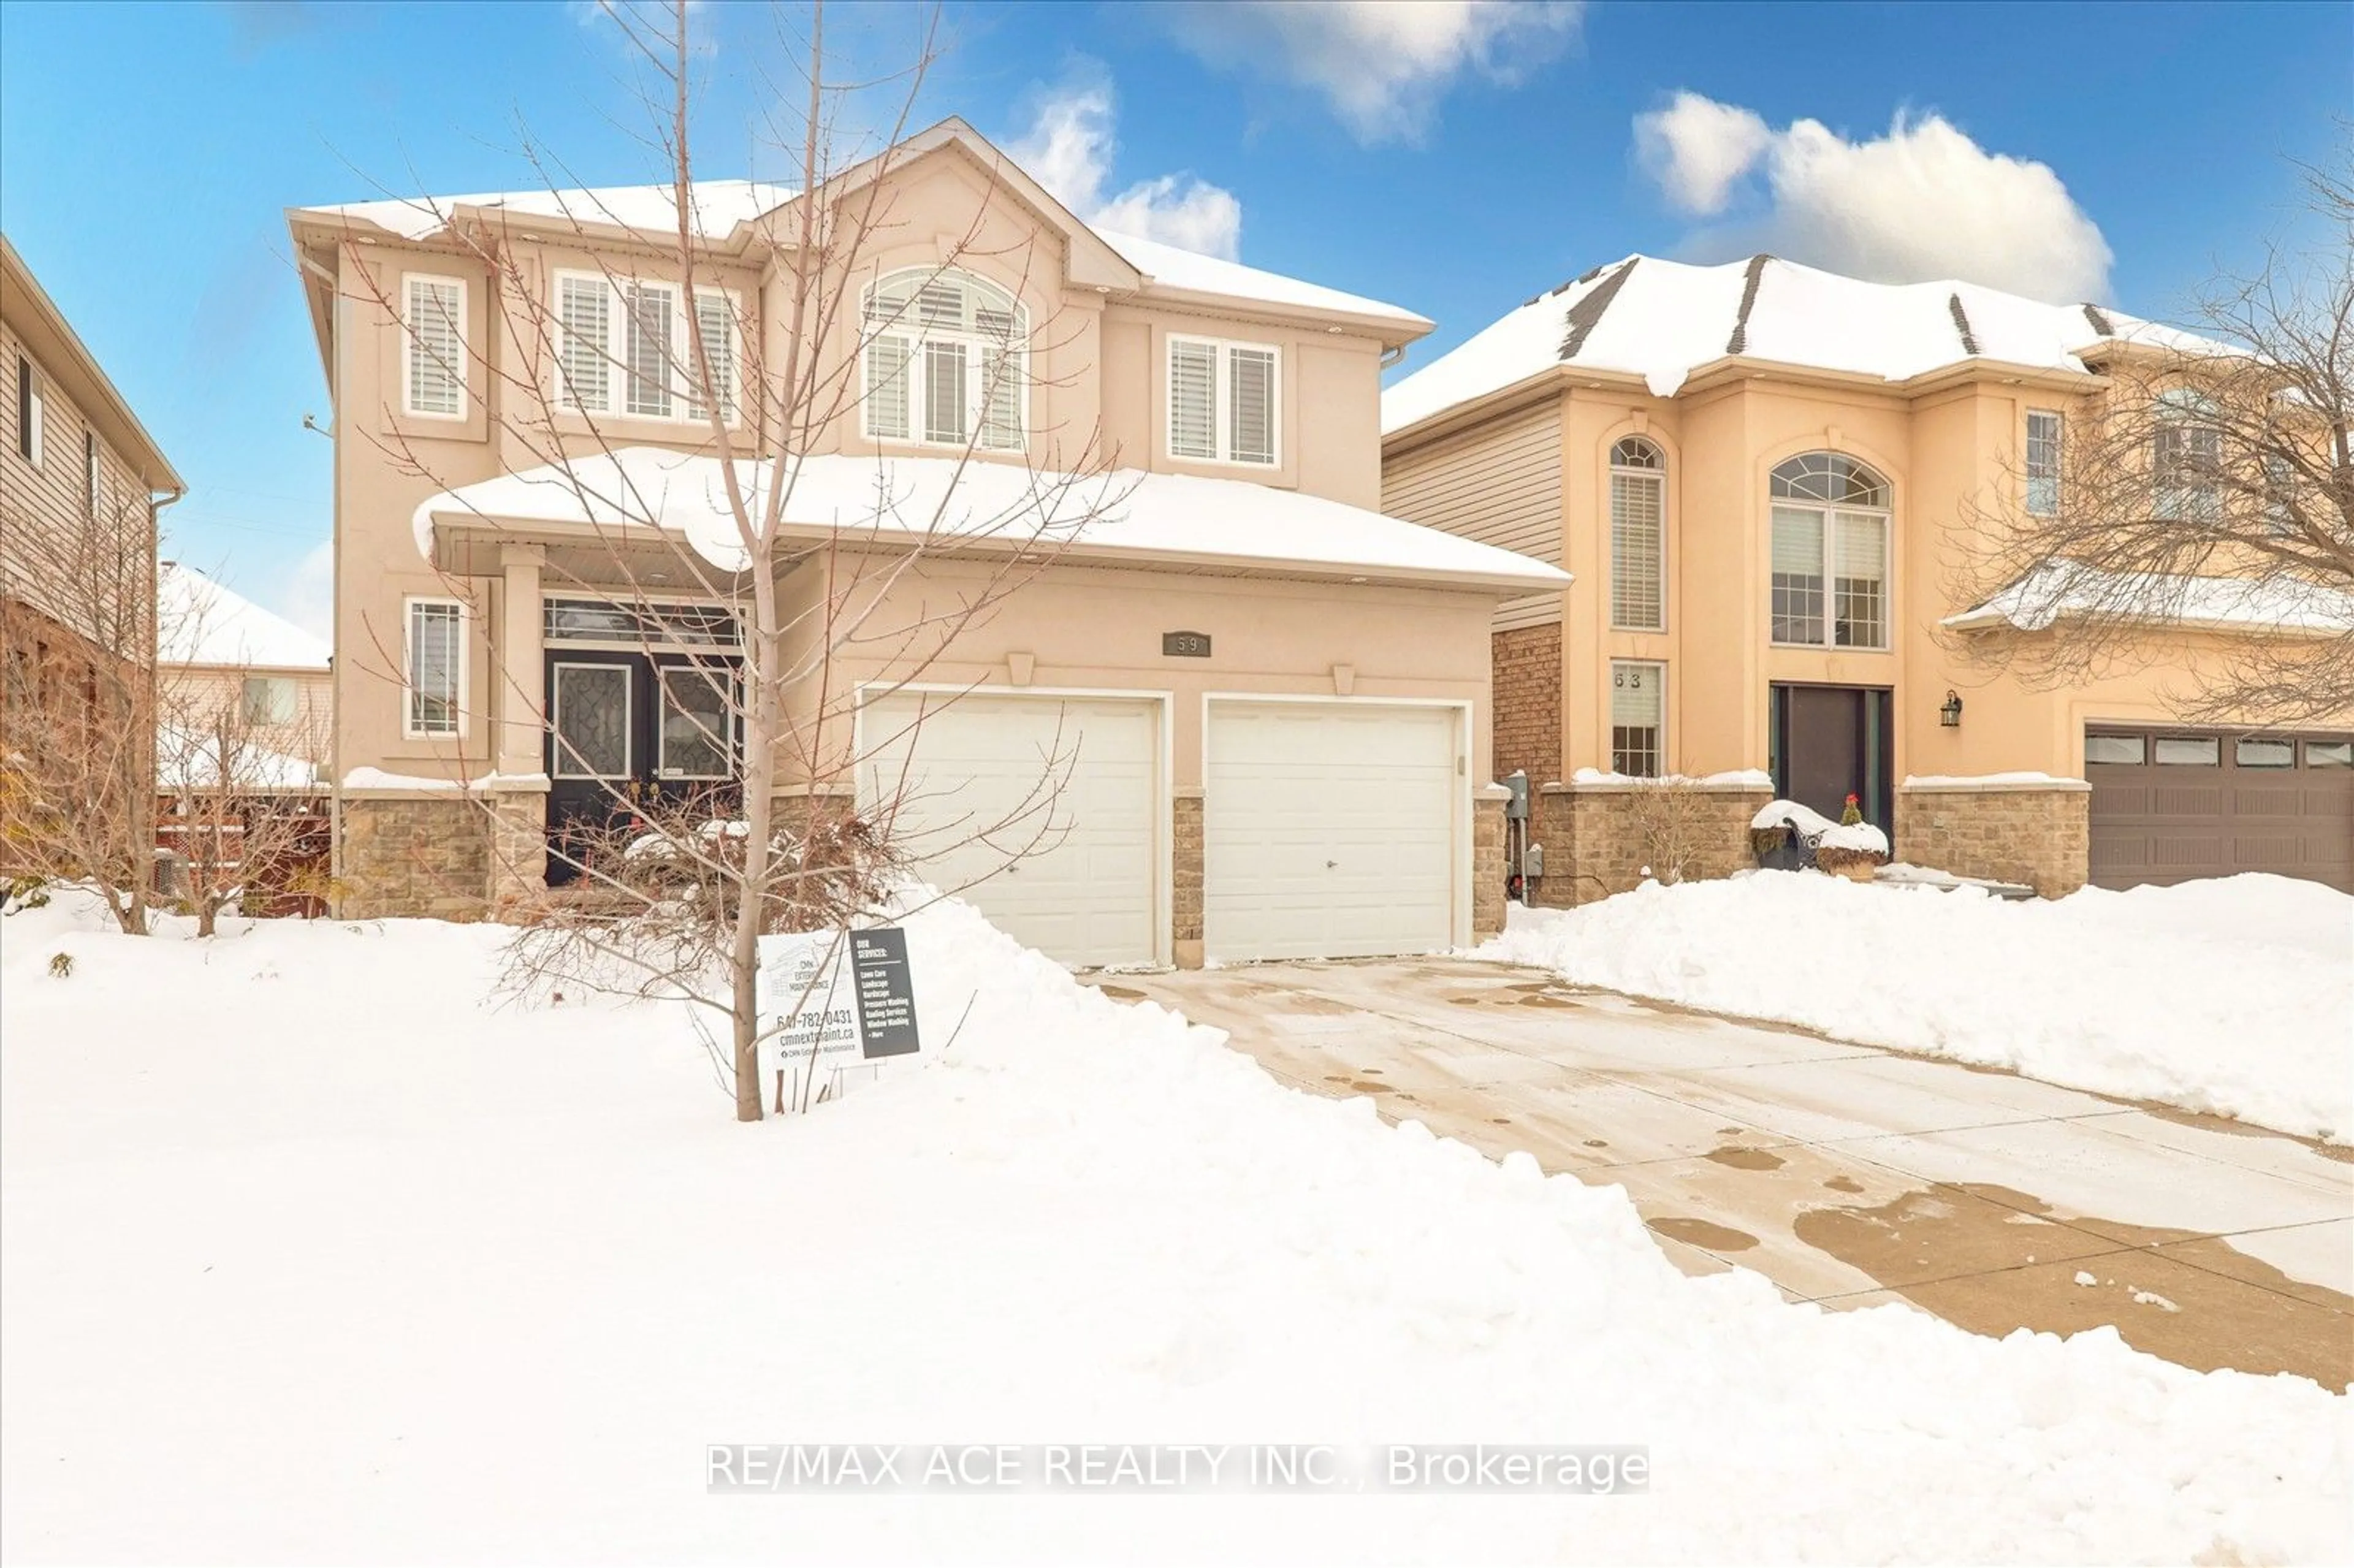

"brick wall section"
[337, 796, 490, 919]
[484, 788, 547, 918]
[1527, 781, 1773, 907]
[1490, 623, 1561, 789]
[1172, 791, 1203, 963]
[1897, 783, 2090, 896]
[1472, 787, 1509, 940]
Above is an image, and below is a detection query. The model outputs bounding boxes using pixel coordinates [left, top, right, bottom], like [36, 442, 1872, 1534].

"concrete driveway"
[1094, 956, 2354, 1389]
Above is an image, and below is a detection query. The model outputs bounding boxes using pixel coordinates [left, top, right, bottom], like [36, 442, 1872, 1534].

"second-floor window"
[2025, 409, 2062, 517]
[16, 354, 42, 465]
[1609, 436, 1666, 631]
[1769, 452, 1889, 649]
[556, 273, 738, 424]
[859, 268, 1026, 452]
[2152, 389, 2222, 522]
[1168, 335, 1278, 466]
[242, 676, 297, 726]
[404, 275, 466, 419]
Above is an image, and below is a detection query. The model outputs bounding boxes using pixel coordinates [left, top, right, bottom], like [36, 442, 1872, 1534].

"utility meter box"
[1525, 842, 1545, 878]
[1503, 770, 1530, 821]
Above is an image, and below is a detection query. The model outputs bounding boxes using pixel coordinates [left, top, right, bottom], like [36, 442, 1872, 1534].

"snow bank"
[1484, 873, 2352, 1141]
[2, 890, 2346, 1563]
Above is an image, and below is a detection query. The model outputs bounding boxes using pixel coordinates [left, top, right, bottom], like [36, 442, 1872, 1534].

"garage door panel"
[861, 694, 1159, 968]
[2087, 725, 2352, 892]
[1205, 702, 1459, 963]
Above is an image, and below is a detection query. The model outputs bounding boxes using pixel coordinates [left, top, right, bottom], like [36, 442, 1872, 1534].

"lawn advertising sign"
[760, 927, 922, 1108]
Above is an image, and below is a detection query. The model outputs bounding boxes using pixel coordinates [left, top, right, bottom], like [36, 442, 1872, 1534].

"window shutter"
[864, 335, 910, 440]
[1770, 508, 1823, 579]
[623, 283, 676, 416]
[557, 276, 611, 413]
[1609, 470, 1664, 630]
[923, 339, 968, 445]
[916, 280, 964, 330]
[85, 430, 101, 520]
[1227, 346, 1276, 465]
[980, 344, 1022, 452]
[408, 601, 462, 735]
[406, 278, 464, 416]
[1834, 512, 1885, 584]
[688, 291, 735, 422]
[1168, 340, 1216, 460]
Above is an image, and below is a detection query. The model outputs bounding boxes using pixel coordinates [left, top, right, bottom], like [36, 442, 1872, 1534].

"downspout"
[140, 480, 185, 931]
[1380, 343, 1407, 370]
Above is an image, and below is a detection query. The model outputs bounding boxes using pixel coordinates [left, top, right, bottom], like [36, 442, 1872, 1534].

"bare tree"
[329, 0, 1123, 1118]
[0, 486, 159, 935]
[153, 668, 330, 938]
[1952, 145, 2353, 724]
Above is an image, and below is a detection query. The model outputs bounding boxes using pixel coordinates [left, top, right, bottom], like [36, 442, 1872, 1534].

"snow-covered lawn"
[3, 891, 2348, 1564]
[1480, 872, 2352, 1144]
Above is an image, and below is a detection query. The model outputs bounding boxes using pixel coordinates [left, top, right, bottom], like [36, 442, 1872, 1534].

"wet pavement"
[1091, 956, 2354, 1388]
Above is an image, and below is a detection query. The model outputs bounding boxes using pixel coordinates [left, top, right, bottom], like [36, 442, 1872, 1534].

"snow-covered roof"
[1382, 254, 2220, 435]
[293, 180, 795, 244]
[1094, 228, 1427, 329]
[158, 563, 332, 671]
[1946, 561, 2354, 636]
[409, 449, 1570, 595]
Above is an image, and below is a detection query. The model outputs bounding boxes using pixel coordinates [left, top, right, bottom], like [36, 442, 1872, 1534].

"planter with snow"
[1749, 798, 1889, 878]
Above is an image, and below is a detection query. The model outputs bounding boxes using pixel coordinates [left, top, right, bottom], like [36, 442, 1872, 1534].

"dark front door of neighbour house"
[1769, 683, 1893, 832]
[543, 649, 742, 887]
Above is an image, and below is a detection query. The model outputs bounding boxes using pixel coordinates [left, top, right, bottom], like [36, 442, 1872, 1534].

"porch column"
[486, 542, 549, 918]
[495, 542, 546, 777]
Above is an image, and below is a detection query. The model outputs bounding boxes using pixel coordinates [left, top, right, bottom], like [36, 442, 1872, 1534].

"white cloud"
[1163, 1, 1580, 145]
[276, 538, 334, 643]
[1633, 92, 2113, 303]
[1009, 77, 1243, 261]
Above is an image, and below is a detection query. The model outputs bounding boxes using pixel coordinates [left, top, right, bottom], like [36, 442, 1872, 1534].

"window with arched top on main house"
[1609, 436, 1666, 631]
[859, 267, 1029, 452]
[1769, 452, 1890, 649]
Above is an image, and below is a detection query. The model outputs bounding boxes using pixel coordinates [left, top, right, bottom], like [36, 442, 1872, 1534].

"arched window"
[860, 267, 1028, 452]
[1609, 436, 1666, 631]
[1769, 452, 1890, 649]
[2152, 389, 2221, 522]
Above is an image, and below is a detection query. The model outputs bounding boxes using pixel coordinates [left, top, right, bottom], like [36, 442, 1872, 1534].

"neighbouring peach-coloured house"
[285, 119, 1566, 963]
[156, 560, 332, 788]
[1381, 255, 2353, 898]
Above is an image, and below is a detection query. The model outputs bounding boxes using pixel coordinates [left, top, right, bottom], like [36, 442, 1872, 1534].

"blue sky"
[2, 0, 2345, 633]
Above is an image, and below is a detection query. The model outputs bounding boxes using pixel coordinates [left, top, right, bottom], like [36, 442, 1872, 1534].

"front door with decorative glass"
[541, 598, 742, 887]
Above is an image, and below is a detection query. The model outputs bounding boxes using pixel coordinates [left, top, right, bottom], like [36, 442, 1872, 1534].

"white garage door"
[1204, 701, 1459, 963]
[859, 692, 1160, 968]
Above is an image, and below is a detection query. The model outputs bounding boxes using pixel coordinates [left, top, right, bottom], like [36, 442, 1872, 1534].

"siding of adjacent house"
[0, 315, 151, 637]
[1381, 396, 1563, 633]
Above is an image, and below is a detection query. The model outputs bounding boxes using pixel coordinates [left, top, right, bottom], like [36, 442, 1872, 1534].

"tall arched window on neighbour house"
[2152, 388, 2223, 523]
[1609, 436, 1666, 631]
[858, 267, 1029, 452]
[1769, 452, 1891, 649]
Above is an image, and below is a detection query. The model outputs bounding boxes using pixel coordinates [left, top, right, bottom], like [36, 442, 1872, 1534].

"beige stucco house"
[1382, 254, 2352, 897]
[285, 120, 1566, 964]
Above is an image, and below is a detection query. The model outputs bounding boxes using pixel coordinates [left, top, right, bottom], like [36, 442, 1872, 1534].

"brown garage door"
[2087, 728, 2354, 891]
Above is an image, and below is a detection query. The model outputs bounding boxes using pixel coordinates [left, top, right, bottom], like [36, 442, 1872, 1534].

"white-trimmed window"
[858, 267, 1027, 452]
[1610, 661, 1666, 778]
[2025, 409, 2061, 517]
[15, 354, 42, 465]
[403, 275, 466, 419]
[2152, 389, 2222, 522]
[1769, 452, 1890, 649]
[1609, 436, 1666, 630]
[1167, 335, 1278, 467]
[242, 675, 297, 726]
[555, 271, 739, 425]
[405, 598, 465, 737]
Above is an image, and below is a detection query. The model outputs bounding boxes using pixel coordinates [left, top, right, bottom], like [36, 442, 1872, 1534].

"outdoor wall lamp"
[1940, 690, 1964, 728]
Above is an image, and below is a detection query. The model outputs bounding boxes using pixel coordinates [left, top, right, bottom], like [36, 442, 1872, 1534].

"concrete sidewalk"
[1094, 957, 2353, 1389]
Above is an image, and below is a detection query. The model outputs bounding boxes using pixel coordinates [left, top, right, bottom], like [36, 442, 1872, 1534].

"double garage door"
[860, 692, 1461, 967]
[2087, 726, 2353, 891]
